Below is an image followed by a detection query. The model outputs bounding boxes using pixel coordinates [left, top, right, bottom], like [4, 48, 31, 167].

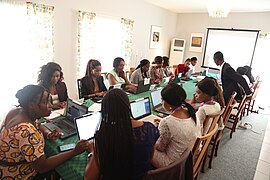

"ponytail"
[184, 102, 197, 124]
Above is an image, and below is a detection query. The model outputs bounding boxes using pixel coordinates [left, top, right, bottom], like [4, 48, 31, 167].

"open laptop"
[127, 80, 150, 94]
[181, 70, 192, 81]
[75, 112, 102, 140]
[172, 73, 182, 84]
[44, 98, 88, 139]
[150, 89, 170, 115]
[130, 97, 159, 123]
[159, 77, 171, 86]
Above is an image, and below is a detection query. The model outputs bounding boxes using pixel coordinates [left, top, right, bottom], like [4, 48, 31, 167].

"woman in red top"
[175, 58, 191, 77]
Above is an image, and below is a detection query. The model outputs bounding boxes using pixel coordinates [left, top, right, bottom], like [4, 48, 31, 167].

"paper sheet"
[88, 103, 101, 112]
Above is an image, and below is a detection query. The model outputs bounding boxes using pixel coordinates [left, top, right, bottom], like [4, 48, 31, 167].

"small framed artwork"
[189, 33, 204, 52]
[149, 25, 162, 49]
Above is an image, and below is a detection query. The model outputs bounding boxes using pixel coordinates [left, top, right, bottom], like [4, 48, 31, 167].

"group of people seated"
[0, 53, 255, 179]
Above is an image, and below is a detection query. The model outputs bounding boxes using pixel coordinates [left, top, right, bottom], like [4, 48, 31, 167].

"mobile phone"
[58, 143, 75, 152]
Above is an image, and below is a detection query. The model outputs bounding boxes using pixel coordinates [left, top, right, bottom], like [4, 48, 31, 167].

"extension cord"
[239, 123, 248, 129]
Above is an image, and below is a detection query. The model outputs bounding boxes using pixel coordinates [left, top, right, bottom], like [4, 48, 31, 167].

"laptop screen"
[66, 99, 88, 121]
[151, 89, 162, 107]
[130, 98, 151, 120]
[75, 112, 101, 140]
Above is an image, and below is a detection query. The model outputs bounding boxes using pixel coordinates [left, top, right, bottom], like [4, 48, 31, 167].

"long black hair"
[85, 59, 101, 94]
[161, 83, 196, 123]
[94, 89, 133, 179]
[37, 62, 63, 90]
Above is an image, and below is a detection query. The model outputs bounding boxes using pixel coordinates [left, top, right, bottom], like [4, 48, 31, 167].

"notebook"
[75, 112, 101, 140]
[130, 97, 159, 123]
[150, 89, 170, 115]
[44, 98, 88, 139]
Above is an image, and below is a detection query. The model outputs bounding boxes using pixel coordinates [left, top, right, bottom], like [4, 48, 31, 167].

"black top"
[81, 75, 107, 99]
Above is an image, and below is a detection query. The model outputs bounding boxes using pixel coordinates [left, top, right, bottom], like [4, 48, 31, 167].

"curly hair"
[37, 62, 63, 89]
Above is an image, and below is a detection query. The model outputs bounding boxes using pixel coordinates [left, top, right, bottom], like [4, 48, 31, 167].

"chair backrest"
[222, 91, 237, 125]
[128, 67, 136, 79]
[234, 94, 247, 118]
[77, 78, 82, 99]
[192, 125, 218, 179]
[203, 109, 224, 135]
[251, 79, 262, 100]
[144, 149, 194, 180]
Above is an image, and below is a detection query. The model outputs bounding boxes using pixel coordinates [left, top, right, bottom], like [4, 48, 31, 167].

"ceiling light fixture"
[208, 1, 230, 18]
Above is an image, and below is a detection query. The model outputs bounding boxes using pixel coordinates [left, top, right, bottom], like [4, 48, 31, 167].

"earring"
[169, 107, 172, 110]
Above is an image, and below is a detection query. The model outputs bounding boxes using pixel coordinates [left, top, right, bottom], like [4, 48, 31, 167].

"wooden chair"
[172, 65, 179, 75]
[77, 78, 82, 99]
[202, 109, 224, 135]
[144, 149, 194, 180]
[244, 78, 262, 116]
[207, 91, 237, 169]
[128, 67, 136, 79]
[192, 125, 218, 180]
[225, 94, 247, 138]
[201, 109, 224, 172]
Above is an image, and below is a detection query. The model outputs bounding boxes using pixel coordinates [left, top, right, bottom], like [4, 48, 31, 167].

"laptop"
[150, 89, 170, 115]
[75, 112, 102, 140]
[44, 98, 88, 139]
[181, 70, 192, 81]
[159, 77, 170, 87]
[130, 97, 159, 123]
[172, 73, 182, 84]
[129, 80, 151, 94]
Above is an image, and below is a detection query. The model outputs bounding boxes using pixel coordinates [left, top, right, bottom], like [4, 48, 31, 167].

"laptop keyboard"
[54, 121, 75, 134]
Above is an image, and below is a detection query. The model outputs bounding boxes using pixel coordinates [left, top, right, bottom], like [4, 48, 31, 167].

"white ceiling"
[144, 0, 270, 13]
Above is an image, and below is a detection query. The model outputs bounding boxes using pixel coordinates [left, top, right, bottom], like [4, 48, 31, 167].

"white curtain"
[0, 1, 54, 121]
[77, 11, 96, 78]
[77, 12, 134, 77]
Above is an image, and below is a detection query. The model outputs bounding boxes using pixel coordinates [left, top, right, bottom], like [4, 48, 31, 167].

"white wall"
[18, 0, 178, 99]
[176, 12, 270, 72]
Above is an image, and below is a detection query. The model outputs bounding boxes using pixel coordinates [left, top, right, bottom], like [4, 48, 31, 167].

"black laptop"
[44, 98, 88, 139]
[75, 112, 101, 140]
[150, 89, 170, 115]
[131, 80, 151, 94]
[173, 73, 182, 84]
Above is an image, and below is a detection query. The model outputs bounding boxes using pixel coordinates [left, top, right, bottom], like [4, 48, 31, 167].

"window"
[0, 1, 54, 119]
[77, 11, 134, 78]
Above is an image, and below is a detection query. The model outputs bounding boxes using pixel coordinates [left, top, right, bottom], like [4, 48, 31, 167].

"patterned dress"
[152, 115, 200, 168]
[0, 122, 45, 179]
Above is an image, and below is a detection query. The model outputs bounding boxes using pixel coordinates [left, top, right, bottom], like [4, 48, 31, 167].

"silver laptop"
[150, 89, 170, 115]
[44, 98, 88, 139]
[130, 97, 159, 123]
[75, 112, 101, 140]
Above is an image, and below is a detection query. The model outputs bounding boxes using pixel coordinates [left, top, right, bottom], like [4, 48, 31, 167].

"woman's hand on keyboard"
[46, 129, 63, 140]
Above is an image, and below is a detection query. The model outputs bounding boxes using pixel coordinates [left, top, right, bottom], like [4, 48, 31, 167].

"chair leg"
[247, 100, 251, 116]
[208, 140, 217, 169]
[201, 151, 207, 173]
[230, 118, 239, 138]
[215, 140, 220, 157]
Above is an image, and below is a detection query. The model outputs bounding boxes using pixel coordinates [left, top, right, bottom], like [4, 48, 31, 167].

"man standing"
[213, 51, 252, 103]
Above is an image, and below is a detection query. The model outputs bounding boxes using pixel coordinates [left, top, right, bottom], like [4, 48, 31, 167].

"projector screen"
[202, 28, 259, 70]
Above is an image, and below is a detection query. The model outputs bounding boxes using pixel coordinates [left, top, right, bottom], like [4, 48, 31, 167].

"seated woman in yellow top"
[107, 57, 136, 92]
[81, 59, 107, 100]
[0, 85, 89, 179]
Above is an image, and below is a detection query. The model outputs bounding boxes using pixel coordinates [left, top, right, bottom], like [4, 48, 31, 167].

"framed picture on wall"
[189, 33, 204, 52]
[149, 25, 162, 49]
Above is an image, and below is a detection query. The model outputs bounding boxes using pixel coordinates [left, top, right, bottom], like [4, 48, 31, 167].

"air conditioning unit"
[169, 38, 185, 65]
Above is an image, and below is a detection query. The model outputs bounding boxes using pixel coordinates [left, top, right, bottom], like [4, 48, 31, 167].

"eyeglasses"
[94, 69, 101, 72]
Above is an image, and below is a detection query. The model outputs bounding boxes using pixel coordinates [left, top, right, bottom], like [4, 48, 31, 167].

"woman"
[38, 62, 68, 109]
[162, 56, 173, 77]
[152, 83, 200, 168]
[130, 59, 150, 84]
[150, 56, 165, 84]
[192, 78, 221, 134]
[0, 85, 89, 179]
[81, 59, 107, 100]
[84, 89, 159, 180]
[107, 57, 136, 92]
[175, 58, 191, 77]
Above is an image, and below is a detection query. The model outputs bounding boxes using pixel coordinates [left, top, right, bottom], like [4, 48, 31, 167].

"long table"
[44, 80, 196, 180]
